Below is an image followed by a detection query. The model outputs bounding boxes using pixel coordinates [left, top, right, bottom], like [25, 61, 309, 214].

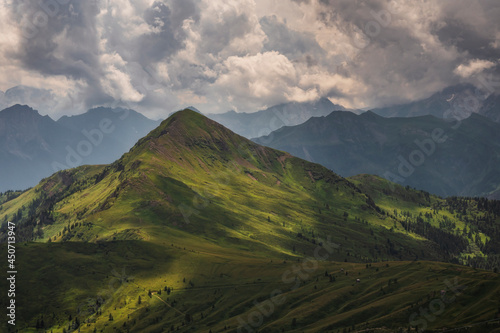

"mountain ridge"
[254, 110, 500, 198]
[206, 98, 346, 138]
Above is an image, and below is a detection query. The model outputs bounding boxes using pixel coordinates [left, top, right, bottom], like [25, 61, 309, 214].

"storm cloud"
[0, 0, 499, 118]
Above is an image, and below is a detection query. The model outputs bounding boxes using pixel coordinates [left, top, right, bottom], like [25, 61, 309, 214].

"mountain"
[2, 109, 500, 332]
[0, 104, 74, 191]
[254, 111, 500, 198]
[206, 98, 346, 138]
[185, 105, 202, 114]
[371, 83, 500, 125]
[57, 106, 161, 166]
[371, 84, 482, 120]
[0, 105, 160, 192]
[0, 85, 57, 114]
[478, 93, 500, 123]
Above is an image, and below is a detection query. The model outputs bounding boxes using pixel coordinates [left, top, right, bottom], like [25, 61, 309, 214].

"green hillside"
[1, 110, 500, 332]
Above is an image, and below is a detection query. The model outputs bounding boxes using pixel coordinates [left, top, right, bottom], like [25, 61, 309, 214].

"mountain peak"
[185, 106, 202, 114]
[360, 110, 381, 119]
[60, 106, 145, 120]
[0, 104, 41, 118]
[159, 108, 207, 128]
[149, 109, 233, 143]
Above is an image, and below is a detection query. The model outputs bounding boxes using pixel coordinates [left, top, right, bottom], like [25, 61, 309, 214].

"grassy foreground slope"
[1, 110, 500, 332]
[2, 242, 500, 333]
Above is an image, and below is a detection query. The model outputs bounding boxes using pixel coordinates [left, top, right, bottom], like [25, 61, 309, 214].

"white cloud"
[214, 52, 296, 108]
[100, 66, 145, 103]
[454, 59, 496, 78]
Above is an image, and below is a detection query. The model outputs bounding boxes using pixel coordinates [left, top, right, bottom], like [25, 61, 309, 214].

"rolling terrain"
[1, 110, 500, 332]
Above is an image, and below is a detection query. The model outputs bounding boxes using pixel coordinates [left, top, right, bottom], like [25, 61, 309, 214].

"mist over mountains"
[0, 98, 346, 192]
[372, 84, 500, 122]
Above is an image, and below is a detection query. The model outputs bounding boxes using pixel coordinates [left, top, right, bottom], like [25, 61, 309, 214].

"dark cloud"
[103, 0, 199, 66]
[1, 0, 500, 115]
[9, 1, 111, 111]
[260, 15, 326, 62]
[308, 0, 500, 106]
[13, 1, 101, 81]
[198, 13, 253, 56]
[434, 20, 500, 61]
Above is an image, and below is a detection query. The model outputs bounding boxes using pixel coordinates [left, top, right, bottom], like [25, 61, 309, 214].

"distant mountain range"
[372, 84, 500, 122]
[1, 99, 347, 191]
[2, 83, 499, 194]
[0, 105, 160, 192]
[57, 106, 162, 166]
[0, 105, 74, 192]
[254, 111, 500, 198]
[206, 98, 346, 138]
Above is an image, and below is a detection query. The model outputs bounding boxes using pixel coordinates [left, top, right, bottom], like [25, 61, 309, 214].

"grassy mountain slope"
[2, 110, 500, 332]
[2, 242, 500, 333]
[1, 110, 453, 262]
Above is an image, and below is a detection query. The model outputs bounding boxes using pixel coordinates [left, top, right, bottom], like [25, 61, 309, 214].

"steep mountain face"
[206, 98, 345, 138]
[254, 111, 500, 198]
[0, 105, 74, 191]
[2, 109, 500, 332]
[372, 84, 482, 120]
[0, 105, 160, 192]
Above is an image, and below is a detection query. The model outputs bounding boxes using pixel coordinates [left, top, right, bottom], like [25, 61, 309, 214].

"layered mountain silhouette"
[206, 98, 346, 138]
[0, 99, 347, 192]
[0, 105, 160, 192]
[254, 110, 500, 198]
[2, 109, 500, 332]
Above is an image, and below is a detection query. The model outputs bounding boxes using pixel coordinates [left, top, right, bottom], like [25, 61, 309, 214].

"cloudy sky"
[0, 0, 499, 119]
